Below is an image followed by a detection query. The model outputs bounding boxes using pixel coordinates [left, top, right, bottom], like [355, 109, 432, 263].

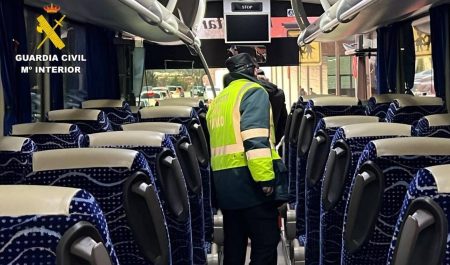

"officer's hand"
[259, 180, 275, 196]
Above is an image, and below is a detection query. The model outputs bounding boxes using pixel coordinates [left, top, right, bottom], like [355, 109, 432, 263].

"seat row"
[280, 95, 450, 265]
[0, 99, 213, 265]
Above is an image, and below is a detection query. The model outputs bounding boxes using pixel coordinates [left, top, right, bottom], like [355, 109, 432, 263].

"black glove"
[259, 180, 275, 196]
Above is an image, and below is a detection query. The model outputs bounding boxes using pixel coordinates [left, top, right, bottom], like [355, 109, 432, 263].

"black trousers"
[222, 203, 280, 265]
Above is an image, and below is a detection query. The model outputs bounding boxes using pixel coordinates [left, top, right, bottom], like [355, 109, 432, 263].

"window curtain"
[0, 0, 31, 135]
[430, 4, 450, 104]
[376, 21, 415, 94]
[85, 24, 120, 100]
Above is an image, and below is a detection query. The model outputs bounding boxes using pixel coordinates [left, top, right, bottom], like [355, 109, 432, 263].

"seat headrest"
[82, 99, 124, 108]
[158, 98, 201, 107]
[122, 122, 183, 135]
[88, 131, 165, 147]
[321, 115, 379, 129]
[371, 137, 450, 157]
[129, 106, 141, 114]
[394, 97, 444, 107]
[33, 148, 139, 171]
[424, 114, 450, 126]
[0, 185, 80, 217]
[0, 136, 32, 152]
[139, 106, 192, 119]
[310, 96, 360, 106]
[300, 95, 330, 102]
[341, 123, 412, 138]
[48, 109, 102, 121]
[371, 94, 413, 104]
[12, 122, 75, 135]
[425, 165, 450, 193]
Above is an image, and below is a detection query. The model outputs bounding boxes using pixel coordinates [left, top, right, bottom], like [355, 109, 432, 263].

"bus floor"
[244, 241, 288, 265]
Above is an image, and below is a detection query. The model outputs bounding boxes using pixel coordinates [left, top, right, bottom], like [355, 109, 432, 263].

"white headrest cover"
[158, 98, 201, 107]
[372, 137, 450, 157]
[139, 106, 192, 119]
[122, 122, 182, 135]
[342, 123, 412, 138]
[394, 97, 444, 107]
[300, 95, 330, 102]
[322, 116, 379, 128]
[129, 106, 141, 114]
[424, 114, 450, 126]
[88, 131, 165, 147]
[82, 99, 124, 108]
[0, 185, 80, 217]
[311, 96, 360, 106]
[12, 122, 74, 135]
[426, 165, 450, 193]
[371, 94, 413, 104]
[33, 148, 139, 172]
[0, 136, 31, 151]
[48, 109, 101, 121]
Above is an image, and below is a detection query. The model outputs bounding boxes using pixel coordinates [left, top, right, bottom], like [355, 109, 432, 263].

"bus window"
[412, 17, 434, 97]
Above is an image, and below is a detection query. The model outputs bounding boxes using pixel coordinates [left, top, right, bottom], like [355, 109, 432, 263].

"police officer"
[206, 53, 284, 265]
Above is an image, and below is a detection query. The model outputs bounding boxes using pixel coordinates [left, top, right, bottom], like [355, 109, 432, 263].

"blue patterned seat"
[366, 94, 413, 119]
[0, 185, 119, 265]
[295, 96, 364, 238]
[385, 97, 445, 125]
[11, 122, 86, 150]
[21, 148, 172, 265]
[386, 165, 450, 265]
[82, 99, 136, 130]
[341, 137, 450, 265]
[129, 106, 141, 122]
[412, 113, 450, 138]
[87, 131, 201, 264]
[139, 106, 213, 242]
[319, 123, 411, 265]
[47, 109, 113, 134]
[0, 137, 36, 184]
[303, 116, 379, 265]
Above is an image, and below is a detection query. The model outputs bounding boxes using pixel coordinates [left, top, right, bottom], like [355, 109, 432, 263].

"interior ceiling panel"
[314, 0, 439, 42]
[25, 0, 181, 42]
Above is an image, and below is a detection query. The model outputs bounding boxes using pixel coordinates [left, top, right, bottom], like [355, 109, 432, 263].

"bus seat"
[12, 122, 86, 150]
[87, 131, 201, 264]
[82, 99, 136, 130]
[139, 106, 213, 242]
[366, 94, 414, 119]
[47, 109, 113, 134]
[303, 116, 379, 265]
[129, 106, 141, 122]
[22, 148, 170, 265]
[385, 96, 446, 125]
[295, 96, 364, 238]
[413, 113, 450, 138]
[319, 123, 411, 265]
[386, 165, 450, 265]
[342, 137, 450, 265]
[0, 185, 118, 265]
[0, 136, 35, 183]
[158, 98, 204, 108]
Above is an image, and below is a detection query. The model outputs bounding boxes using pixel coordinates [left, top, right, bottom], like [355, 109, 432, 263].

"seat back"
[47, 109, 113, 134]
[82, 99, 135, 130]
[0, 136, 36, 183]
[304, 116, 379, 265]
[139, 107, 213, 241]
[295, 96, 364, 237]
[129, 106, 141, 122]
[342, 138, 450, 265]
[12, 122, 85, 150]
[87, 131, 200, 263]
[413, 113, 450, 138]
[386, 165, 450, 265]
[0, 185, 119, 265]
[366, 94, 413, 118]
[319, 123, 411, 265]
[22, 148, 171, 265]
[385, 97, 445, 124]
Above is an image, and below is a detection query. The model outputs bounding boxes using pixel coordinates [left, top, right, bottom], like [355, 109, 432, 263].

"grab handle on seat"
[306, 130, 330, 187]
[175, 137, 202, 195]
[297, 110, 316, 157]
[188, 119, 210, 167]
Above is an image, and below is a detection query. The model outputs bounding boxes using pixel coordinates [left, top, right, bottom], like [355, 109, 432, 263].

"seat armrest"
[286, 204, 297, 241]
[292, 238, 305, 265]
[213, 210, 224, 246]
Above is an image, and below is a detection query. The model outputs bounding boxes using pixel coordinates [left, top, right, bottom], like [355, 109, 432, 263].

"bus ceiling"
[295, 0, 442, 46]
